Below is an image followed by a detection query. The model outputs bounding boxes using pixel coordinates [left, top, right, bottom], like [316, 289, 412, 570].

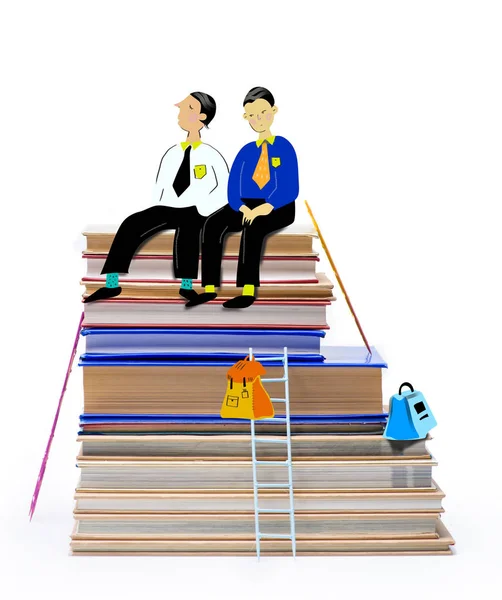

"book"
[83, 253, 320, 284]
[76, 456, 436, 490]
[70, 519, 454, 555]
[80, 348, 385, 415]
[78, 434, 430, 459]
[82, 299, 331, 328]
[81, 327, 326, 357]
[81, 274, 335, 301]
[78, 418, 387, 435]
[83, 225, 317, 257]
[71, 511, 441, 539]
[80, 353, 326, 364]
[73, 483, 446, 514]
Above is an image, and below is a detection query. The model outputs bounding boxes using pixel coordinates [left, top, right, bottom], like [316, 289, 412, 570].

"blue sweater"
[227, 135, 299, 211]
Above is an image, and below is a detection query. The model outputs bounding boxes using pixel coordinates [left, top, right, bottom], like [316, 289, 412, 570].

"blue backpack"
[384, 382, 437, 440]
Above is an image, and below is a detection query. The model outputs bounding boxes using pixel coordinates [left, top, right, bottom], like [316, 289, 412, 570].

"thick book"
[71, 511, 441, 540]
[83, 225, 317, 257]
[84, 254, 320, 284]
[80, 346, 386, 415]
[78, 434, 429, 459]
[76, 456, 436, 490]
[81, 327, 326, 357]
[69, 519, 454, 555]
[81, 273, 335, 301]
[82, 299, 331, 328]
[73, 482, 446, 514]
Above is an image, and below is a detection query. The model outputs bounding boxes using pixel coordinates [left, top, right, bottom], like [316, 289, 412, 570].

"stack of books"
[71, 225, 454, 555]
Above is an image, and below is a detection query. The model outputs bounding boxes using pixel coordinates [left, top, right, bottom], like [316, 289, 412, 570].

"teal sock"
[105, 273, 119, 288]
[181, 278, 193, 290]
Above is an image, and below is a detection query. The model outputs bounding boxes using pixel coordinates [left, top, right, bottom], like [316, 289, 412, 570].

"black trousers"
[201, 200, 296, 287]
[101, 205, 205, 279]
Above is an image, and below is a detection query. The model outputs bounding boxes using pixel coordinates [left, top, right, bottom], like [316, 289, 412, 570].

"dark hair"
[243, 86, 275, 107]
[190, 91, 216, 127]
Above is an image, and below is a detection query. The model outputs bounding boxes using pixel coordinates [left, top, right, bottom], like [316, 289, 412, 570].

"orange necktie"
[252, 141, 270, 189]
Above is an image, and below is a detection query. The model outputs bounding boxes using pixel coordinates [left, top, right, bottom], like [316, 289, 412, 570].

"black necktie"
[173, 145, 192, 197]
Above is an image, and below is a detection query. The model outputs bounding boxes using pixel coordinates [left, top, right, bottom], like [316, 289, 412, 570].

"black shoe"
[185, 292, 218, 308]
[222, 295, 256, 309]
[84, 286, 122, 303]
[178, 288, 198, 302]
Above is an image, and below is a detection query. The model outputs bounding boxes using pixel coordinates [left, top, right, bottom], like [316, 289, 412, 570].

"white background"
[1, 1, 501, 598]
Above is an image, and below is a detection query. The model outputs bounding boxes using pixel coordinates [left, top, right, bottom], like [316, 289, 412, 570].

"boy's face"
[243, 98, 277, 133]
[175, 95, 206, 132]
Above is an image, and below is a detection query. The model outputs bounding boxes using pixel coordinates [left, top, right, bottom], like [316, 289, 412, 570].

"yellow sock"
[242, 284, 255, 296]
[205, 285, 215, 293]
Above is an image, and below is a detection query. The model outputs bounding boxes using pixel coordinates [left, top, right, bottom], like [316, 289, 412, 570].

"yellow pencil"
[305, 200, 372, 355]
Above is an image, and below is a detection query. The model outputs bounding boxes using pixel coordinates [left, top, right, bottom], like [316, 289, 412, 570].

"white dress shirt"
[153, 142, 229, 217]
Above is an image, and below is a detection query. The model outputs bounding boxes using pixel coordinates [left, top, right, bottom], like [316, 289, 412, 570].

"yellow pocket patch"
[226, 395, 239, 408]
[271, 157, 281, 168]
[194, 164, 207, 179]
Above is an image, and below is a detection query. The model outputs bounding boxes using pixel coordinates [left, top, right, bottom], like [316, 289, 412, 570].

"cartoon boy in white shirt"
[84, 91, 229, 304]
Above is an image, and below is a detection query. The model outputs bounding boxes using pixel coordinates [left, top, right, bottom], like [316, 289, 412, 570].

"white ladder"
[249, 346, 296, 559]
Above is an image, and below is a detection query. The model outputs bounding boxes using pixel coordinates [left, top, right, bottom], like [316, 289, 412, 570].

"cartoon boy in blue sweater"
[187, 87, 299, 309]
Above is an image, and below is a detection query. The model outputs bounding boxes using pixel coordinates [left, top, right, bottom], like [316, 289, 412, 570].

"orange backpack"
[220, 356, 275, 420]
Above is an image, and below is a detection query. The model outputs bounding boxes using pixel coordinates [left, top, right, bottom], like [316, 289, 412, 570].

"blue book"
[81, 327, 326, 358]
[80, 352, 325, 364]
[78, 345, 385, 368]
[78, 413, 388, 436]
[80, 413, 388, 424]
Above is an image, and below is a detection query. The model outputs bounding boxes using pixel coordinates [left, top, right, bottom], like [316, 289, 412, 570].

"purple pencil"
[29, 312, 84, 520]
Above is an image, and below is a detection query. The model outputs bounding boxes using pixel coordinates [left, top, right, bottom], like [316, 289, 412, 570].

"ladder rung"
[254, 356, 285, 363]
[254, 438, 288, 444]
[255, 460, 290, 466]
[257, 508, 292, 514]
[271, 398, 286, 402]
[258, 533, 293, 539]
[261, 377, 287, 383]
[257, 418, 287, 423]
[256, 483, 291, 489]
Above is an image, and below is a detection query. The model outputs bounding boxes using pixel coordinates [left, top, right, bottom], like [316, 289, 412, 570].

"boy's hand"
[247, 203, 273, 225]
[239, 205, 253, 225]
